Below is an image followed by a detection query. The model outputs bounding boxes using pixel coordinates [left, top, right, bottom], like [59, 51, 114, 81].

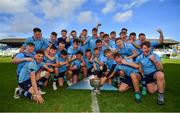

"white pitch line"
[91, 91, 100, 113]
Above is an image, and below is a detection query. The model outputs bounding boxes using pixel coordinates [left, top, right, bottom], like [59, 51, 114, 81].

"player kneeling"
[136, 41, 165, 105]
[14, 50, 51, 104]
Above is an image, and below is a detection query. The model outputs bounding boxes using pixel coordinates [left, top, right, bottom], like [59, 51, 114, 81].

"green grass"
[0, 57, 180, 112]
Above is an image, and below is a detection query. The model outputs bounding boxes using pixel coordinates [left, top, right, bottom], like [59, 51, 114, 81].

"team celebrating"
[12, 24, 166, 105]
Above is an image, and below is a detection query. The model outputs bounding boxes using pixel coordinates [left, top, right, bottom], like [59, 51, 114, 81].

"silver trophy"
[90, 75, 102, 94]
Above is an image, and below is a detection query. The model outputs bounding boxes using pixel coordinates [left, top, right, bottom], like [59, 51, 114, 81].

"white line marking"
[91, 91, 100, 113]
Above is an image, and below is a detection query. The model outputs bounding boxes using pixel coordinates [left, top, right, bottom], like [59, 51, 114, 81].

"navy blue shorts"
[58, 71, 66, 78]
[72, 69, 80, 75]
[145, 71, 157, 84]
[120, 76, 132, 86]
[87, 67, 93, 76]
[18, 79, 32, 91]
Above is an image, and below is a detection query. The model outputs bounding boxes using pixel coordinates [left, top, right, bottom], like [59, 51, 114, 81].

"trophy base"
[93, 88, 101, 94]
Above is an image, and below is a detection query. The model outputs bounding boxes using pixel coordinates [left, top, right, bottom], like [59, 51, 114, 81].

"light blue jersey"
[23, 36, 47, 51]
[71, 59, 82, 69]
[109, 39, 116, 49]
[83, 56, 93, 69]
[89, 36, 98, 52]
[116, 42, 135, 58]
[15, 52, 35, 75]
[93, 54, 106, 71]
[44, 55, 58, 68]
[135, 52, 161, 75]
[57, 57, 68, 73]
[67, 45, 81, 56]
[81, 36, 91, 53]
[114, 60, 138, 77]
[18, 60, 45, 83]
[104, 57, 116, 69]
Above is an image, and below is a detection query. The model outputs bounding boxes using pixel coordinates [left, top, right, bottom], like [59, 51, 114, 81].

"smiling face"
[35, 53, 44, 63]
[34, 31, 42, 39]
[49, 49, 57, 56]
[142, 45, 151, 56]
[26, 45, 35, 53]
[114, 56, 122, 64]
[116, 39, 123, 48]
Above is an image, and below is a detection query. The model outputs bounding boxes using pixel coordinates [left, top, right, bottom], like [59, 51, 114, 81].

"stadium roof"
[148, 39, 179, 44]
[0, 38, 25, 47]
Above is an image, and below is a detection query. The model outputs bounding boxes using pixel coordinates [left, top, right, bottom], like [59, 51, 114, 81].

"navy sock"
[17, 89, 32, 100]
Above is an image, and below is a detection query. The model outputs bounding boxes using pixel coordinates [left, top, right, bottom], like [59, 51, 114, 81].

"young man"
[44, 46, 59, 89]
[113, 53, 142, 103]
[100, 49, 117, 84]
[54, 50, 69, 89]
[14, 50, 51, 104]
[57, 29, 70, 49]
[44, 32, 58, 48]
[135, 41, 165, 105]
[114, 38, 137, 59]
[12, 42, 35, 83]
[69, 51, 85, 84]
[137, 29, 164, 51]
[79, 29, 90, 53]
[95, 39, 107, 56]
[83, 49, 94, 76]
[66, 30, 78, 45]
[22, 28, 47, 52]
[109, 31, 117, 49]
[67, 39, 81, 56]
[89, 28, 99, 52]
[92, 47, 106, 78]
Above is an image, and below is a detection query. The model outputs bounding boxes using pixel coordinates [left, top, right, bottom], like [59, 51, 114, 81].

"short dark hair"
[99, 31, 104, 34]
[92, 28, 98, 32]
[115, 38, 121, 43]
[96, 39, 102, 44]
[129, 32, 136, 37]
[141, 41, 151, 48]
[121, 28, 127, 32]
[33, 28, 41, 32]
[103, 34, 109, 38]
[61, 50, 67, 55]
[71, 30, 76, 34]
[27, 42, 35, 46]
[50, 45, 57, 50]
[61, 29, 67, 33]
[104, 49, 111, 55]
[114, 53, 121, 59]
[110, 31, 116, 35]
[85, 49, 91, 53]
[94, 47, 99, 51]
[51, 32, 57, 36]
[139, 33, 145, 37]
[36, 50, 44, 55]
[76, 50, 83, 55]
[119, 31, 126, 35]
[73, 39, 80, 45]
[82, 29, 87, 32]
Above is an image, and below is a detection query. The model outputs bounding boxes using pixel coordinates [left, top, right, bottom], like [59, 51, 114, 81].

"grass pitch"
[0, 57, 180, 112]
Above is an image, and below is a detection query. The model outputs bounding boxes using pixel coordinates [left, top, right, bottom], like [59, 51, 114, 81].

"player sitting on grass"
[14, 50, 52, 104]
[135, 41, 165, 105]
[111, 53, 142, 103]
